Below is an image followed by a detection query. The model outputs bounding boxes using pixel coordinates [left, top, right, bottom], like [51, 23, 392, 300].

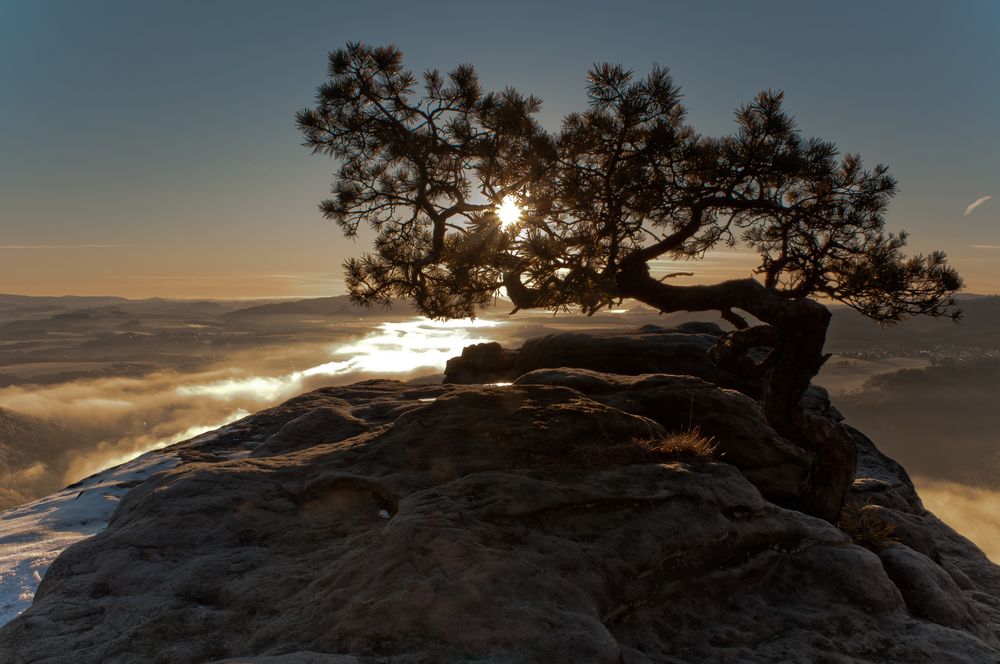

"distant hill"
[826, 295, 1000, 352]
[0, 294, 129, 306]
[1, 292, 996, 349]
[0, 295, 232, 324]
[223, 295, 416, 319]
[116, 299, 233, 319]
[0, 305, 141, 335]
[0, 295, 130, 320]
[0, 407, 63, 508]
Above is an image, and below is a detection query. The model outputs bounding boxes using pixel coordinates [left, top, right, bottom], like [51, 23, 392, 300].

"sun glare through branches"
[496, 195, 522, 229]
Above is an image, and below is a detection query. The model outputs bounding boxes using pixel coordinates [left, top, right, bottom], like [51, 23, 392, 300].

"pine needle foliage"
[297, 43, 962, 323]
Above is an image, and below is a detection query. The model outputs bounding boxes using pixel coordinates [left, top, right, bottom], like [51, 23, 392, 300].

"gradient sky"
[2, 0, 998, 298]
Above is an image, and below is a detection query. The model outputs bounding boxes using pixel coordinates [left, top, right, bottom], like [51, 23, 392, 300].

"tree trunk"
[615, 262, 855, 523]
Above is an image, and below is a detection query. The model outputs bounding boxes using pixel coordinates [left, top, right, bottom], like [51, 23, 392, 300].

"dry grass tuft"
[838, 498, 898, 552]
[575, 428, 717, 468]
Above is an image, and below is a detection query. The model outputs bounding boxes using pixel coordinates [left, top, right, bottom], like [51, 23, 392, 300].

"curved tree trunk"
[614, 262, 856, 523]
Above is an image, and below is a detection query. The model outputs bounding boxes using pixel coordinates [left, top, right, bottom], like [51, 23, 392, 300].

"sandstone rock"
[879, 544, 981, 634]
[515, 368, 813, 506]
[865, 504, 941, 562]
[2, 378, 998, 663]
[844, 424, 1000, 647]
[801, 384, 845, 421]
[848, 425, 925, 513]
[251, 404, 366, 457]
[211, 655, 366, 664]
[511, 326, 752, 391]
[444, 325, 847, 421]
[180, 380, 449, 459]
[443, 341, 517, 384]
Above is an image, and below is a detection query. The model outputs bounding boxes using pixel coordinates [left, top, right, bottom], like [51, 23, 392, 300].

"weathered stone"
[848, 425, 925, 513]
[866, 504, 941, 562]
[181, 380, 450, 459]
[802, 384, 845, 421]
[447, 326, 852, 422]
[1, 378, 998, 663]
[443, 341, 517, 384]
[515, 368, 813, 506]
[879, 544, 983, 635]
[846, 423, 1000, 645]
[512, 326, 752, 391]
[211, 655, 367, 664]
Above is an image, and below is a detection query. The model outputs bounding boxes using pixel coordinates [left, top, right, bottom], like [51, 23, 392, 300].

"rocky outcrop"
[845, 424, 1000, 634]
[1, 370, 998, 662]
[443, 325, 849, 421]
[879, 543, 986, 635]
[442, 341, 517, 384]
[445, 324, 846, 507]
[251, 404, 367, 458]
[513, 368, 812, 506]
[444, 323, 753, 392]
[514, 324, 739, 385]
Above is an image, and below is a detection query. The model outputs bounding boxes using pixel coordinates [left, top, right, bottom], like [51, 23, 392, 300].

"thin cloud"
[0, 244, 123, 250]
[971, 245, 1000, 250]
[964, 195, 993, 216]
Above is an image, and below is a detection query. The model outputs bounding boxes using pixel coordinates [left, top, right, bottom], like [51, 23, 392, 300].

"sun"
[496, 195, 522, 229]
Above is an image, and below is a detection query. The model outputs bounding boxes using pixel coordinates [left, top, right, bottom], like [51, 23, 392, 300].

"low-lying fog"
[0, 294, 997, 561]
[0, 316, 510, 507]
[825, 358, 1000, 563]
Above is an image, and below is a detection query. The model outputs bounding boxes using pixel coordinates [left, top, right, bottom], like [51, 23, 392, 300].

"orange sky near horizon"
[2, 244, 998, 300]
[0, 235, 1000, 300]
[2, 1, 997, 301]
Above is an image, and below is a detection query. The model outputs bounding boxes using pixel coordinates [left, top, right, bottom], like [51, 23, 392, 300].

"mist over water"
[0, 318, 504, 508]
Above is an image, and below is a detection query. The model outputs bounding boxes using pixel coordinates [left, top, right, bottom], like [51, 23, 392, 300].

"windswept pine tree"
[297, 43, 962, 522]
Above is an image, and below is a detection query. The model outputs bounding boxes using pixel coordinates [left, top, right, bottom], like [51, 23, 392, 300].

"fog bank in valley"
[0, 316, 509, 510]
[824, 358, 1000, 561]
[1, 294, 997, 562]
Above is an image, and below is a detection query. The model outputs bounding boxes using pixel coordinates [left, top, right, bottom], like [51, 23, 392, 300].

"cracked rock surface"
[1, 344, 999, 662]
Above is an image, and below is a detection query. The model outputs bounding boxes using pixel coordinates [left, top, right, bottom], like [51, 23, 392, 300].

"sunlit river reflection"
[177, 317, 502, 402]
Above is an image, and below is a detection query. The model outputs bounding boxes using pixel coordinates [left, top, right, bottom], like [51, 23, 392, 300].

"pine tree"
[297, 43, 962, 522]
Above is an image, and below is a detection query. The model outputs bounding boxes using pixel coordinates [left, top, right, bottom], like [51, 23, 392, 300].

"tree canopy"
[297, 43, 962, 522]
[297, 43, 959, 323]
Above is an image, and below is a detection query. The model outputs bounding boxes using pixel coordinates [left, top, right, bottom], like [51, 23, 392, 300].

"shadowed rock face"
[445, 323, 753, 393]
[514, 368, 812, 506]
[1, 365, 999, 661]
[443, 341, 517, 385]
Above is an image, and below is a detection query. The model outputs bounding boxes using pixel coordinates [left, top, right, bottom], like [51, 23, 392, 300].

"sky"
[1, 0, 998, 298]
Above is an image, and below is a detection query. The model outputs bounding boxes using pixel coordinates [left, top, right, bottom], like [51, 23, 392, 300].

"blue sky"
[1, 0, 998, 296]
